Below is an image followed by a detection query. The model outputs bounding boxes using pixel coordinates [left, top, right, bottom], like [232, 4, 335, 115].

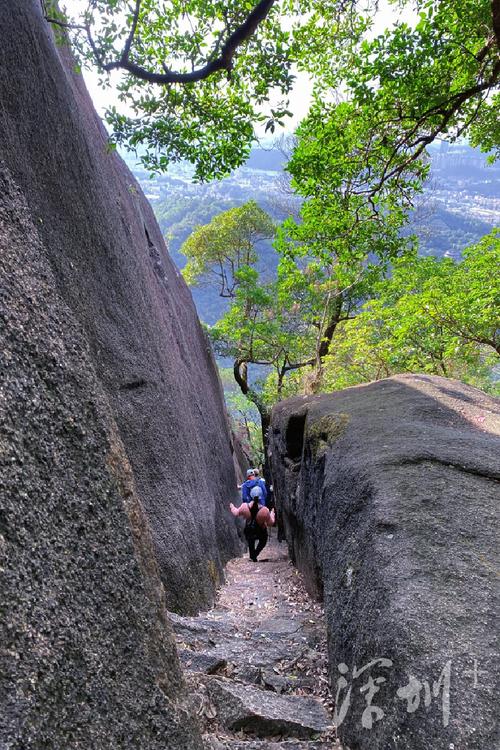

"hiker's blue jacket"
[241, 478, 266, 505]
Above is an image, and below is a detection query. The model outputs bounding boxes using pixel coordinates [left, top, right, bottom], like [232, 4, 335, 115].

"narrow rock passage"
[170, 535, 340, 749]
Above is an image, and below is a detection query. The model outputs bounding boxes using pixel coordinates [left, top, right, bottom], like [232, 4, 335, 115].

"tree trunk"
[234, 359, 249, 394]
[232, 358, 271, 484]
[309, 294, 345, 393]
[259, 407, 272, 491]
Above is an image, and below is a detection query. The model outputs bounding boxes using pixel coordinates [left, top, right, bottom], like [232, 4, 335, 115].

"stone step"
[181, 647, 320, 701]
[179, 649, 227, 675]
[204, 677, 332, 740]
[203, 735, 339, 749]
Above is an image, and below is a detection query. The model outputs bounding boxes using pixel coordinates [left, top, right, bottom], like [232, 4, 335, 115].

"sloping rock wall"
[269, 375, 499, 750]
[0, 0, 241, 616]
[231, 429, 252, 485]
[0, 166, 201, 747]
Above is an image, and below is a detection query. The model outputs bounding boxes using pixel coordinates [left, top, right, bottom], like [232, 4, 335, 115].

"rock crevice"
[171, 538, 338, 750]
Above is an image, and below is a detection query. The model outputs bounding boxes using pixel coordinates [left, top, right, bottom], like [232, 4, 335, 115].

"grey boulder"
[269, 374, 499, 750]
[205, 677, 332, 738]
[0, 0, 241, 618]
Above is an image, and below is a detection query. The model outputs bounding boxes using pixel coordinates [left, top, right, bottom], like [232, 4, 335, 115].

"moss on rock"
[307, 413, 350, 458]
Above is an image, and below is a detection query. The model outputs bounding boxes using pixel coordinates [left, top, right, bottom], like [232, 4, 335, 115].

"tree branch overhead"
[47, 0, 277, 85]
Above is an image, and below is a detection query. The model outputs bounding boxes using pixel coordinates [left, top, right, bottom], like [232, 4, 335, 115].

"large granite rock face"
[269, 375, 500, 750]
[1, 1, 242, 745]
[0, 0, 241, 616]
[0, 167, 201, 747]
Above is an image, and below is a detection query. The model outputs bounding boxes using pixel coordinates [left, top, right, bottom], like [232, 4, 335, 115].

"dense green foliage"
[51, 0, 298, 178]
[52, 0, 500, 431]
[296, 1, 499, 199]
[320, 232, 500, 393]
[53, 1, 499, 179]
[155, 194, 236, 253]
[202, 212, 499, 415]
[210, 264, 314, 403]
[137, 144, 497, 326]
[208, 186, 411, 413]
[181, 200, 275, 295]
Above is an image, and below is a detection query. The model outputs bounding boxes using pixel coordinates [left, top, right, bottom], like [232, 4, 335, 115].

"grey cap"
[246, 468, 255, 478]
[250, 486, 263, 499]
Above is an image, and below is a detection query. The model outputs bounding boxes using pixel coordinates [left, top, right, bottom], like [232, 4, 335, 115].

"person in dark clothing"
[245, 510, 268, 562]
[230, 486, 275, 561]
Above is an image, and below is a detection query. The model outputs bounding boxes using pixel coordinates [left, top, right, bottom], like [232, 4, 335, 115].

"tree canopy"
[202, 178, 411, 416]
[47, 0, 297, 178]
[294, 0, 500, 201]
[48, 1, 500, 179]
[49, 0, 500, 429]
[320, 231, 500, 394]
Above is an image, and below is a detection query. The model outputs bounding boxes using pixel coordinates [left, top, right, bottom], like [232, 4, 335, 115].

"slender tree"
[181, 201, 275, 297]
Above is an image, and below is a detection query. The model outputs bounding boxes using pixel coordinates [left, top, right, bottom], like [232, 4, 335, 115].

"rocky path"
[170, 535, 340, 749]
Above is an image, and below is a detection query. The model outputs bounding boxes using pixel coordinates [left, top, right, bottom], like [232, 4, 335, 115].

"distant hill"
[414, 205, 494, 258]
[127, 144, 499, 324]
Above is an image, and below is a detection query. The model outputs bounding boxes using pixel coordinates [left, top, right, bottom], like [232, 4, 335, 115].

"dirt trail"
[170, 534, 341, 749]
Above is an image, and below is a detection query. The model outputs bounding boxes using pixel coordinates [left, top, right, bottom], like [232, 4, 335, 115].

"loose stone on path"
[205, 678, 332, 737]
[170, 536, 340, 749]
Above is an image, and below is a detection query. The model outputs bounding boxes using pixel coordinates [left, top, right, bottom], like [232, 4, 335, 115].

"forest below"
[126, 143, 499, 462]
[128, 143, 499, 324]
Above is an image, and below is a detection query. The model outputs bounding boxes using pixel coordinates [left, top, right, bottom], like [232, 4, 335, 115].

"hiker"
[241, 468, 267, 505]
[230, 486, 275, 561]
[253, 467, 272, 508]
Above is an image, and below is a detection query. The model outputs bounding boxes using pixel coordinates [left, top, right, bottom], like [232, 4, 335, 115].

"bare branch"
[282, 358, 315, 372]
[44, 16, 86, 32]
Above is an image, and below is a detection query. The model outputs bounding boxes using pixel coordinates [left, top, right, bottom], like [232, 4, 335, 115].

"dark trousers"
[244, 525, 268, 561]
